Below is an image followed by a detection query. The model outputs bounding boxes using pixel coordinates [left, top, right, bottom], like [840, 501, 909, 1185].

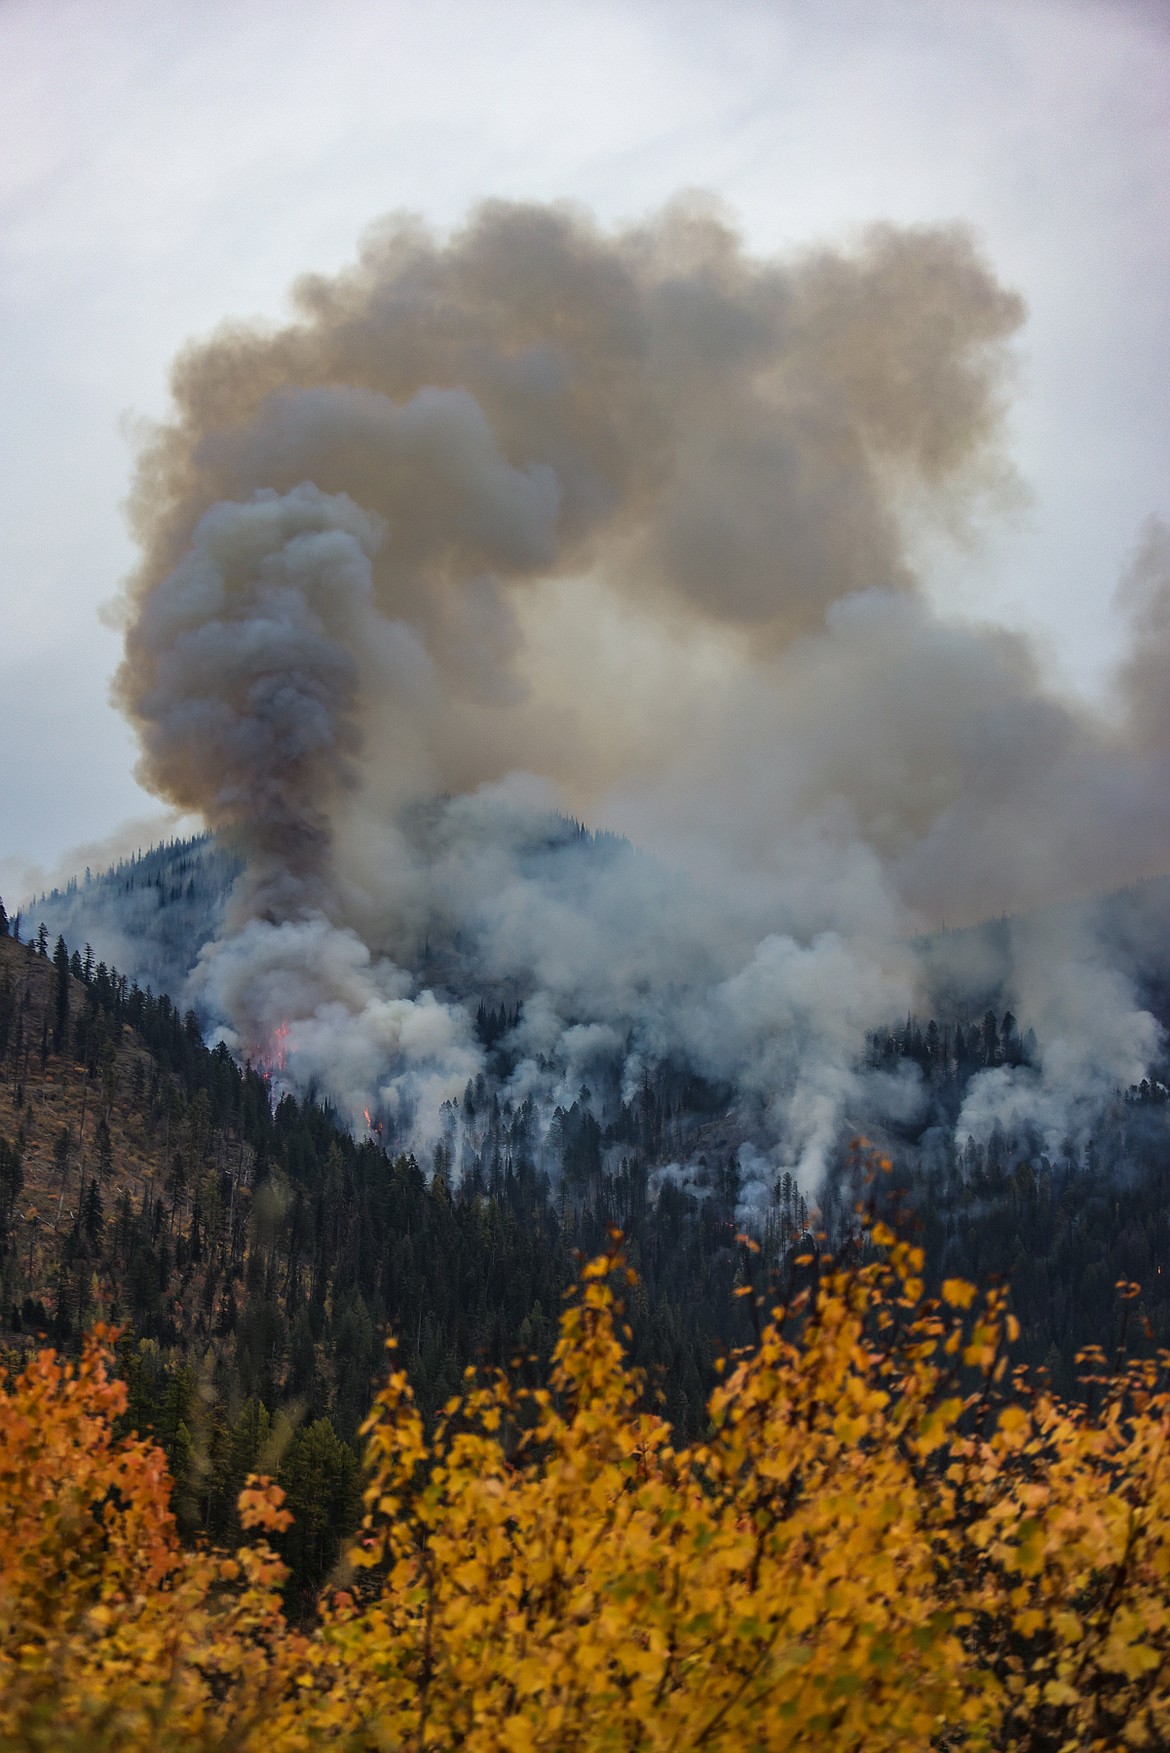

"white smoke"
[189, 914, 481, 1144]
[956, 910, 1164, 1157]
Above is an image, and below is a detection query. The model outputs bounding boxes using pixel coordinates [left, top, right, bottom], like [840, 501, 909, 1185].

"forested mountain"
[0, 925, 764, 1608]
[20, 832, 1170, 1205]
[18, 833, 239, 1002]
[4, 886, 1170, 1611]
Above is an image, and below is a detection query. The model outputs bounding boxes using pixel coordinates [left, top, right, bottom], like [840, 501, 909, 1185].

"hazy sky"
[1, 0, 1167, 896]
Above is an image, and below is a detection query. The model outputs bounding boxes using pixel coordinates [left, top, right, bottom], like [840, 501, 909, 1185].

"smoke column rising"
[112, 196, 1170, 1190]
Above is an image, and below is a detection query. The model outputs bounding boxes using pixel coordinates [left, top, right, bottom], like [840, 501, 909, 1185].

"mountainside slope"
[0, 923, 761, 1603]
[16, 834, 239, 1003]
[17, 833, 1170, 1192]
[5, 898, 1170, 1606]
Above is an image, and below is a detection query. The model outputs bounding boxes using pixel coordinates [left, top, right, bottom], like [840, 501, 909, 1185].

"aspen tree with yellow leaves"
[4, 1218, 1170, 1749]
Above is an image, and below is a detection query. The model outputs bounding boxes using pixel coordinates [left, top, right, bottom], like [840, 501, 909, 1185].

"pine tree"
[982, 1008, 999, 1066]
[82, 1177, 103, 1245]
[52, 1127, 71, 1194]
[0, 1138, 23, 1227]
[52, 935, 70, 1053]
[95, 1114, 113, 1182]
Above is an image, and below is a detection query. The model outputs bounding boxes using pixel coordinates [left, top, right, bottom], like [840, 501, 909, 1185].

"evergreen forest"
[2, 898, 1170, 1613]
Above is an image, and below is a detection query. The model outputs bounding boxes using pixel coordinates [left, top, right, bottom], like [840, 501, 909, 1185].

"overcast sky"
[1, 0, 1167, 897]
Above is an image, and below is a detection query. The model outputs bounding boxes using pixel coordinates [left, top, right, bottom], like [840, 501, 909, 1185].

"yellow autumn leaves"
[3, 1225, 1170, 1749]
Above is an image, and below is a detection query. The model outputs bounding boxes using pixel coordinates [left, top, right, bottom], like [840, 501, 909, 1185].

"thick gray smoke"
[128, 484, 381, 922]
[109, 197, 1170, 1197]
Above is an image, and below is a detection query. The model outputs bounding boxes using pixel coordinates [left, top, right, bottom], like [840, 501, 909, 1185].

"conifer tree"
[83, 1177, 103, 1245]
[52, 934, 70, 1053]
[95, 1114, 113, 1182]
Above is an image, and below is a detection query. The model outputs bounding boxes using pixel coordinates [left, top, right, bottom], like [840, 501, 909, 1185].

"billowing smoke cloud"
[126, 484, 383, 920]
[955, 925, 1161, 1160]
[188, 913, 481, 1138]
[119, 199, 1026, 814]
[110, 197, 1170, 1194]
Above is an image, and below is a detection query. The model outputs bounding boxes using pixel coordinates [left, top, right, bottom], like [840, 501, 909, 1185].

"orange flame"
[255, 1022, 291, 1086]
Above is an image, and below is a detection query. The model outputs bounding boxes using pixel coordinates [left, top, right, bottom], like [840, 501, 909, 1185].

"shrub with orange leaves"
[5, 1235, 1170, 1750]
[0, 1326, 301, 1752]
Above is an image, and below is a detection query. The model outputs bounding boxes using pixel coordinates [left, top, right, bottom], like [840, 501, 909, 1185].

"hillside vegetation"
[5, 1236, 1170, 1751]
[0, 926, 764, 1604]
[4, 897, 1170, 1617]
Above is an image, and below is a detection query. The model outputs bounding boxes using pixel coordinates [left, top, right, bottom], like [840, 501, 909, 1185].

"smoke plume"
[110, 197, 1170, 1193]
